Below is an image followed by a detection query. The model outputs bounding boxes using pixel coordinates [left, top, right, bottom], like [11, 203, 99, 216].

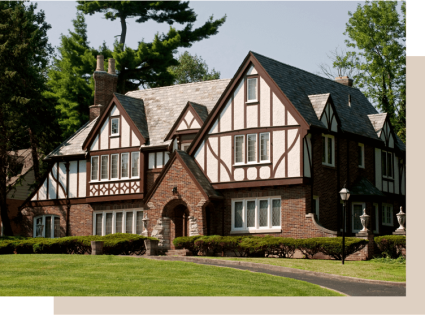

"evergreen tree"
[0, 1, 59, 235]
[168, 51, 220, 84]
[77, 1, 226, 93]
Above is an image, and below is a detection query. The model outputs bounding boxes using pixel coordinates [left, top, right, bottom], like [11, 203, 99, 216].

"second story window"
[247, 134, 257, 163]
[121, 153, 129, 178]
[111, 118, 119, 136]
[358, 143, 365, 168]
[382, 150, 393, 178]
[322, 134, 334, 167]
[111, 154, 119, 180]
[260, 133, 270, 162]
[101, 155, 109, 180]
[234, 135, 244, 164]
[131, 152, 140, 177]
[91, 156, 99, 181]
[247, 78, 257, 102]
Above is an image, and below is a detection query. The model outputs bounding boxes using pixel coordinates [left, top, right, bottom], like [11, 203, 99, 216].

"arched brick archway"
[162, 199, 191, 245]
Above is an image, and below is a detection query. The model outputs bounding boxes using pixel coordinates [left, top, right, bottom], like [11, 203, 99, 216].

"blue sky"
[34, 1, 399, 80]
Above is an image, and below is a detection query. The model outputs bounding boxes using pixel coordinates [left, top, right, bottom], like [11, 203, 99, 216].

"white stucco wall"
[207, 138, 218, 182]
[37, 179, 47, 200]
[247, 167, 257, 180]
[78, 160, 86, 198]
[68, 161, 78, 198]
[220, 136, 231, 182]
[121, 118, 130, 147]
[110, 137, 119, 149]
[194, 141, 205, 171]
[259, 166, 270, 179]
[233, 80, 244, 130]
[100, 118, 109, 150]
[48, 164, 57, 199]
[220, 100, 232, 132]
[110, 105, 120, 116]
[288, 129, 300, 177]
[246, 105, 258, 128]
[209, 119, 219, 134]
[260, 77, 270, 127]
[131, 131, 140, 146]
[246, 64, 257, 75]
[91, 135, 99, 151]
[234, 168, 244, 181]
[273, 130, 286, 178]
[272, 93, 285, 126]
[191, 120, 201, 129]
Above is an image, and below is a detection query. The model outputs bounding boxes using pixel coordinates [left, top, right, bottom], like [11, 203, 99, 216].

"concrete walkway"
[139, 256, 406, 297]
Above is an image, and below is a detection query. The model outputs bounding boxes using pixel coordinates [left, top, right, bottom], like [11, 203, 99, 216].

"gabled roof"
[126, 79, 230, 148]
[145, 150, 222, 203]
[368, 113, 387, 137]
[164, 101, 208, 142]
[114, 93, 149, 140]
[45, 118, 97, 159]
[308, 93, 330, 120]
[6, 148, 34, 188]
[349, 176, 386, 197]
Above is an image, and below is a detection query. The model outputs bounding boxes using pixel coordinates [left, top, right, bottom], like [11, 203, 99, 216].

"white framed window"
[111, 154, 119, 179]
[322, 134, 335, 166]
[358, 143, 365, 168]
[234, 135, 244, 164]
[121, 153, 129, 179]
[247, 77, 257, 102]
[352, 202, 365, 233]
[382, 204, 393, 226]
[91, 156, 99, 181]
[313, 196, 319, 221]
[101, 155, 109, 180]
[231, 197, 281, 233]
[131, 152, 140, 177]
[247, 134, 257, 163]
[33, 215, 60, 238]
[373, 203, 379, 234]
[260, 133, 270, 162]
[93, 209, 144, 236]
[111, 117, 119, 136]
[382, 151, 393, 178]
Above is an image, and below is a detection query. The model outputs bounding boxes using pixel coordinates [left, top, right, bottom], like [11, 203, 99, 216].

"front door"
[174, 205, 188, 238]
[352, 203, 365, 233]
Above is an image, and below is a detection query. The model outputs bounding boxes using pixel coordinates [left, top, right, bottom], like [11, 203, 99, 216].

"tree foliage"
[168, 51, 220, 84]
[0, 1, 59, 235]
[320, 1, 406, 142]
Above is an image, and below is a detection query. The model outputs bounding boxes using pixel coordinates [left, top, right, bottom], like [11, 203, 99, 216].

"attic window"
[111, 118, 119, 136]
[247, 78, 257, 102]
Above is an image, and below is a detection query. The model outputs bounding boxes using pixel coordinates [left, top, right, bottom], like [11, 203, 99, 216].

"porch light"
[339, 185, 350, 265]
[339, 187, 350, 201]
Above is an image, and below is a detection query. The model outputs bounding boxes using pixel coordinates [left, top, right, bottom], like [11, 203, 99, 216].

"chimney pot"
[335, 76, 353, 87]
[96, 55, 104, 71]
[108, 58, 116, 75]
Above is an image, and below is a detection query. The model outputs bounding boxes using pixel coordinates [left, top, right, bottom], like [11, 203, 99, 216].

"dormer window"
[247, 78, 257, 102]
[111, 117, 119, 136]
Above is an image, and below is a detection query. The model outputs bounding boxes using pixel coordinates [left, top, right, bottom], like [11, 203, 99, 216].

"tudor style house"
[21, 52, 405, 247]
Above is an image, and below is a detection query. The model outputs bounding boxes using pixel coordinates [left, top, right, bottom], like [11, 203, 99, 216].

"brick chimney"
[89, 56, 118, 121]
[335, 76, 353, 87]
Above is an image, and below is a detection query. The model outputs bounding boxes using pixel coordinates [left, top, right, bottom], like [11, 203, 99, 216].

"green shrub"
[375, 235, 406, 258]
[319, 237, 368, 260]
[173, 235, 202, 255]
[297, 238, 323, 259]
[0, 234, 157, 255]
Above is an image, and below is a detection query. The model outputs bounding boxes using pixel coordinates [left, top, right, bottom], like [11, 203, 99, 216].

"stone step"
[165, 249, 192, 256]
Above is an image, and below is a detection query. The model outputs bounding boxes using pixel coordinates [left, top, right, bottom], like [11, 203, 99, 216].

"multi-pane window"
[234, 135, 244, 164]
[111, 118, 119, 136]
[91, 156, 99, 181]
[93, 210, 143, 236]
[382, 204, 393, 226]
[231, 197, 281, 232]
[247, 78, 257, 102]
[382, 151, 393, 178]
[131, 152, 140, 177]
[358, 143, 365, 168]
[101, 155, 109, 180]
[260, 133, 270, 162]
[352, 203, 364, 232]
[121, 153, 129, 178]
[111, 154, 119, 179]
[322, 134, 334, 166]
[148, 152, 170, 169]
[247, 134, 257, 163]
[33, 215, 60, 238]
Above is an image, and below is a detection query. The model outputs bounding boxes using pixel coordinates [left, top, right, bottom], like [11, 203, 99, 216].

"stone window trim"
[322, 133, 335, 167]
[92, 209, 144, 236]
[382, 203, 393, 226]
[110, 117, 120, 137]
[358, 143, 365, 168]
[33, 215, 60, 238]
[230, 196, 282, 233]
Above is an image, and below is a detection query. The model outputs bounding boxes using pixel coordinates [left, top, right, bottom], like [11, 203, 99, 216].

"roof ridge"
[250, 51, 360, 91]
[125, 78, 231, 96]
[114, 92, 145, 102]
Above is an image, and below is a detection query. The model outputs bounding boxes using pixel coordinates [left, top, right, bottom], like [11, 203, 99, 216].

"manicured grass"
[202, 257, 406, 282]
[0, 255, 343, 296]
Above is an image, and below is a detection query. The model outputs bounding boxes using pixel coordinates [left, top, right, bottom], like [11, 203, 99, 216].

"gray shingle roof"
[45, 118, 97, 159]
[7, 148, 33, 187]
[126, 79, 230, 148]
[189, 102, 209, 122]
[367, 113, 387, 137]
[308, 93, 330, 120]
[114, 93, 149, 140]
[349, 177, 386, 197]
[177, 150, 222, 198]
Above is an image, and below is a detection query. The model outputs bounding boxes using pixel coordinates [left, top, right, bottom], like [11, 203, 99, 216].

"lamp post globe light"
[339, 186, 350, 265]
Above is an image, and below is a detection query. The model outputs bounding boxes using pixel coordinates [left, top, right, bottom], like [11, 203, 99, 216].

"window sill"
[90, 177, 140, 184]
[230, 228, 282, 234]
[246, 101, 259, 105]
[322, 164, 335, 169]
[109, 135, 120, 138]
[233, 162, 272, 168]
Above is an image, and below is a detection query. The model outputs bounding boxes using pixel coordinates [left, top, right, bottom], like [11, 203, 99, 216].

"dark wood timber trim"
[19, 163, 54, 208]
[164, 101, 205, 141]
[86, 159, 91, 197]
[207, 138, 232, 181]
[272, 129, 300, 177]
[175, 129, 200, 135]
[28, 198, 87, 207]
[207, 125, 299, 138]
[212, 177, 308, 190]
[89, 147, 140, 156]
[87, 193, 144, 203]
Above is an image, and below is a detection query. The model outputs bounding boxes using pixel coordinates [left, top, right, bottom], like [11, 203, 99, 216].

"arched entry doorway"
[173, 204, 189, 238]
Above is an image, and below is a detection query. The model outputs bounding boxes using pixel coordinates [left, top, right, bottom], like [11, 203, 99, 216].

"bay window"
[260, 133, 270, 162]
[231, 197, 281, 233]
[93, 209, 144, 236]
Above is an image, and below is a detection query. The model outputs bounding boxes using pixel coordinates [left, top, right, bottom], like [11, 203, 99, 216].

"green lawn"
[0, 255, 343, 296]
[202, 257, 406, 282]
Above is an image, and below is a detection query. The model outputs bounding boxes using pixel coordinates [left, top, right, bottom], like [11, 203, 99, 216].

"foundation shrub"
[297, 238, 323, 259]
[375, 235, 406, 258]
[319, 237, 368, 260]
[0, 234, 157, 255]
[173, 235, 202, 255]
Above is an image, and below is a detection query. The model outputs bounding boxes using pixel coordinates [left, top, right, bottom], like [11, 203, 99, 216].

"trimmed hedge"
[0, 233, 157, 255]
[375, 235, 406, 258]
[173, 235, 369, 260]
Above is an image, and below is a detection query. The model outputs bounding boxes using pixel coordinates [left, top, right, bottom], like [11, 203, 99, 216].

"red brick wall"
[146, 169, 162, 193]
[93, 71, 118, 107]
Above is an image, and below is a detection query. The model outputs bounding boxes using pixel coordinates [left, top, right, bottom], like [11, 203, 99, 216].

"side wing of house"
[191, 61, 309, 188]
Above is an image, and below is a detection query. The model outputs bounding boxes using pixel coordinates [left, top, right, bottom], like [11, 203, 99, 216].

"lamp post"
[339, 185, 350, 265]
